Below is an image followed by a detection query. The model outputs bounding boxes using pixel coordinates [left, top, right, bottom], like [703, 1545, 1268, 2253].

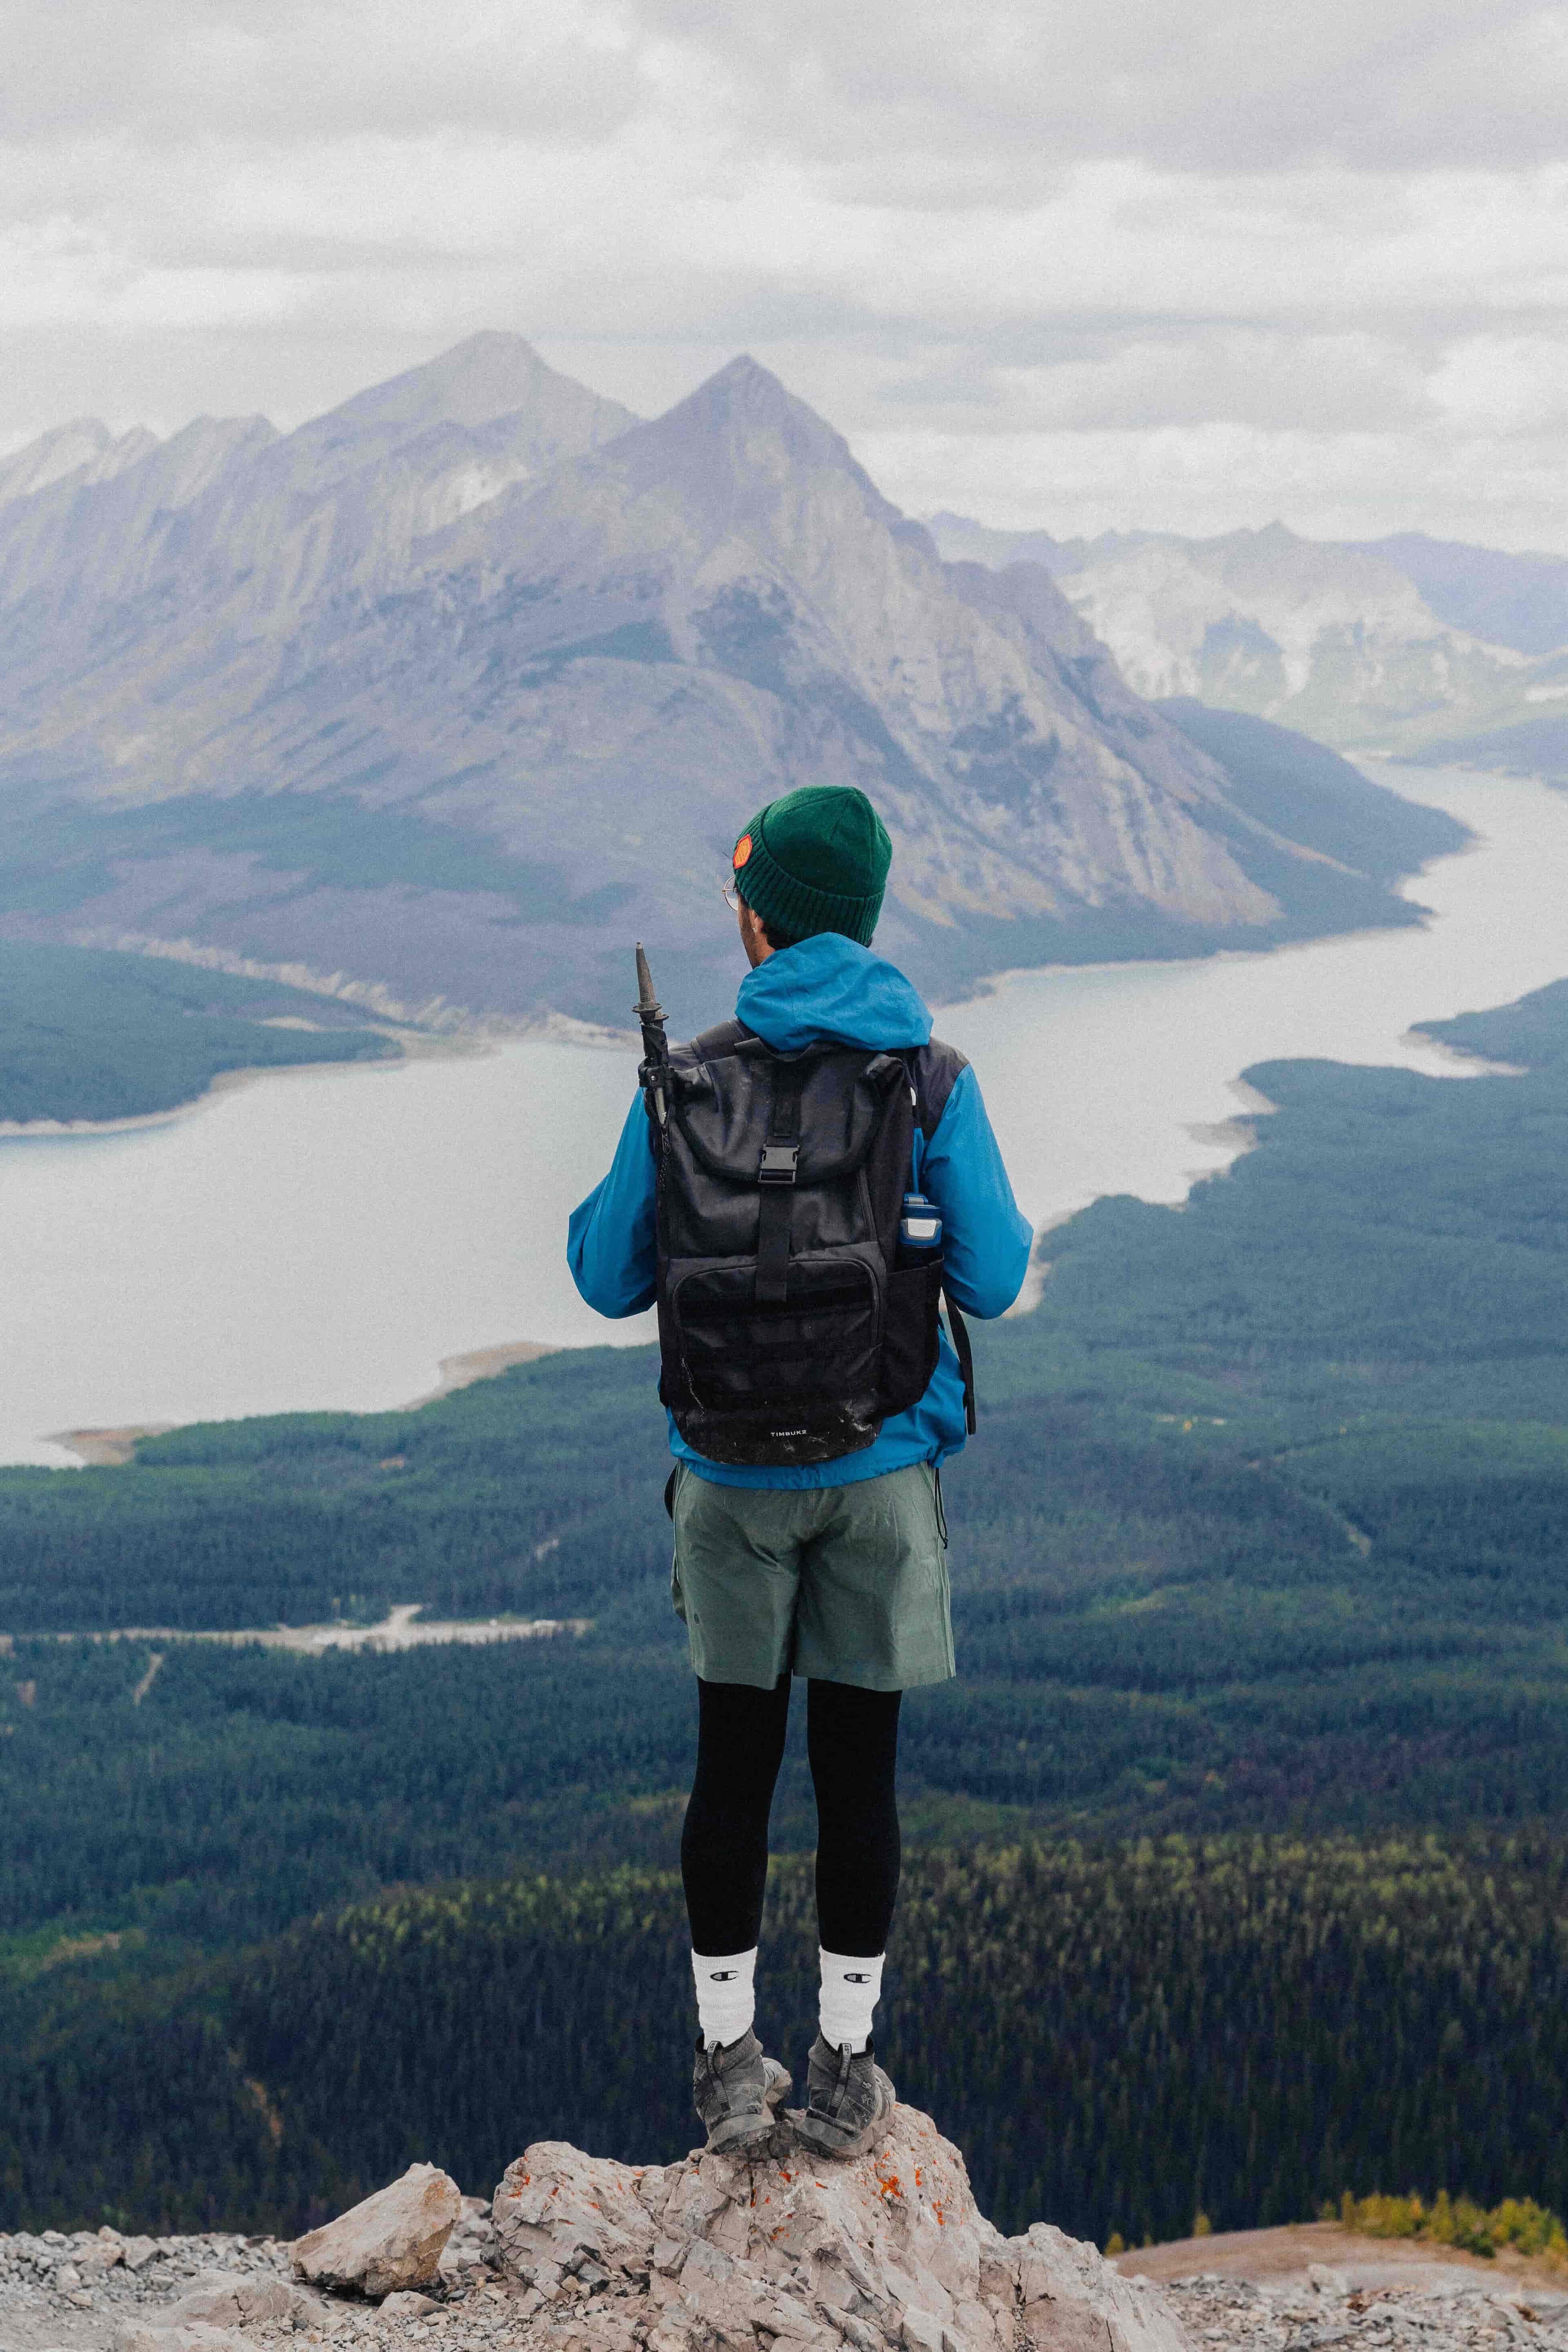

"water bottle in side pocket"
[896, 1192, 943, 1270]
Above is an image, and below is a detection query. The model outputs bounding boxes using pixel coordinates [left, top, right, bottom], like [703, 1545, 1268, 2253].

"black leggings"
[681, 1675, 902, 1958]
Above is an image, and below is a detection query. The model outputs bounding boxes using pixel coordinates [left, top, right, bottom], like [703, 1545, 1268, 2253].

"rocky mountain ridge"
[0, 419, 160, 506]
[8, 2118, 1568, 2352]
[0, 341, 1456, 1029]
[925, 514, 1568, 768]
[0, 2104, 1188, 2352]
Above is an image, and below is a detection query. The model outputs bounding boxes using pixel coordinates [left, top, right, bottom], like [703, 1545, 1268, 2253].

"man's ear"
[737, 896, 773, 967]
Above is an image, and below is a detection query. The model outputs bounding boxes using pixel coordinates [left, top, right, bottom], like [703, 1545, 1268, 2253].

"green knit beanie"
[732, 786, 892, 947]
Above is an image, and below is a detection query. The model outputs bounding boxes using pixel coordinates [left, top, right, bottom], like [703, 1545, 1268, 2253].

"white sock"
[691, 1946, 757, 2049]
[819, 1948, 884, 2053]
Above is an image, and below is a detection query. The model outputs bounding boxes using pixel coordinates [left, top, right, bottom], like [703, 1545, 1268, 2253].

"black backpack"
[646, 1018, 975, 1468]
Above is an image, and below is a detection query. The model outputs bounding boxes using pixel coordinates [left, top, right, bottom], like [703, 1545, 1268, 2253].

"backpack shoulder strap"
[904, 1037, 970, 1140]
[677, 1016, 752, 1066]
[941, 1286, 977, 1435]
[905, 1037, 978, 1432]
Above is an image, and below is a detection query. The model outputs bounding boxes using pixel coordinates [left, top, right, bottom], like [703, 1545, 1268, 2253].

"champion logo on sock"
[709, 1969, 738, 1981]
[843, 1972, 871, 1983]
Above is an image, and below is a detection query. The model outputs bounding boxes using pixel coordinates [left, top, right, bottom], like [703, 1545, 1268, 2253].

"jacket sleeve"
[917, 1064, 1034, 1319]
[566, 1094, 659, 1317]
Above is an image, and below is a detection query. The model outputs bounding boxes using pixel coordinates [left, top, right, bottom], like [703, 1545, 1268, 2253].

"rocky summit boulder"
[290, 2160, 462, 2298]
[492, 2102, 1188, 2352]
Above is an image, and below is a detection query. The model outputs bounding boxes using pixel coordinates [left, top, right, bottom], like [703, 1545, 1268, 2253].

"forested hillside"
[0, 942, 399, 1124]
[7, 1838, 1568, 2250]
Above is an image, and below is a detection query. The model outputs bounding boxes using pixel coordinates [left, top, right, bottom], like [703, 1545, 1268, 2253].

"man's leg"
[681, 1670, 791, 2039]
[680, 1672, 794, 2151]
[788, 1676, 904, 2156]
[807, 1679, 902, 2046]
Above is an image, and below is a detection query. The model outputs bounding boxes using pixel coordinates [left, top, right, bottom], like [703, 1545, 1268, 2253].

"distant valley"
[9, 969, 1568, 2232]
[929, 512, 1568, 775]
[0, 335, 1457, 1035]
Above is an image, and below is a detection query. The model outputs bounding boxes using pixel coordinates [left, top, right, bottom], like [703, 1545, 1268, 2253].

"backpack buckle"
[758, 1143, 799, 1183]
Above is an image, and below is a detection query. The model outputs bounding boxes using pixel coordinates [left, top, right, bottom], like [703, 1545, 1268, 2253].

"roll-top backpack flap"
[670, 1042, 907, 1188]
[747, 1049, 915, 1313]
[654, 1031, 762, 1266]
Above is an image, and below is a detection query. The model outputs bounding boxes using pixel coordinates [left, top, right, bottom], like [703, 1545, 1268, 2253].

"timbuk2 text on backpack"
[645, 1019, 975, 1468]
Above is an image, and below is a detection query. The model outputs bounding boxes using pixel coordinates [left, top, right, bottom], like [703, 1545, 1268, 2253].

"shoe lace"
[823, 2041, 855, 2120]
[696, 2043, 723, 2097]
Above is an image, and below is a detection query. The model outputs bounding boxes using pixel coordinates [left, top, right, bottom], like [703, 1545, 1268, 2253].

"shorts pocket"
[668, 1464, 689, 1624]
[929, 1460, 948, 1548]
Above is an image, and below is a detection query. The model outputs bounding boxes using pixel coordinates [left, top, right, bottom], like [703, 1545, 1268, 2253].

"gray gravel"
[1163, 2263, 1568, 2352]
[0, 2205, 507, 2351]
[17, 2202, 1562, 2352]
[0, 2225, 290, 2348]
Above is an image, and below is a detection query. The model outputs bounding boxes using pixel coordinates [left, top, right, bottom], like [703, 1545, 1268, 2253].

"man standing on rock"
[568, 785, 1032, 2160]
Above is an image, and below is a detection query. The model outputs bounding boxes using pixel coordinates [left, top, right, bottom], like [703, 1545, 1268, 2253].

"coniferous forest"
[7, 1839, 1568, 2248]
[5, 981, 1568, 2238]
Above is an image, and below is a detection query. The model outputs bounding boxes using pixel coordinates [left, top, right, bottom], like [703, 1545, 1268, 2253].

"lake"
[7, 762, 1566, 1467]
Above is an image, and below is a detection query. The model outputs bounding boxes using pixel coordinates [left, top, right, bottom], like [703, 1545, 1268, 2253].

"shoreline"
[0, 998, 649, 1146]
[0, 757, 1496, 1141]
[0, 1023, 483, 1143]
[51, 1336, 562, 1466]
[400, 1338, 559, 1408]
[934, 756, 1487, 1013]
[54, 1425, 178, 1467]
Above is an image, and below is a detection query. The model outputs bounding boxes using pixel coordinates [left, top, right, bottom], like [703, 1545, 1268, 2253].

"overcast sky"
[5, 0, 1568, 547]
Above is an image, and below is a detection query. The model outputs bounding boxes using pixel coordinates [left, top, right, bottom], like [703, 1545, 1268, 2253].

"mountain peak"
[679, 353, 846, 445]
[263, 335, 639, 509]
[610, 353, 899, 529]
[304, 332, 550, 437]
[0, 418, 118, 506]
[293, 332, 637, 450]
[709, 352, 788, 394]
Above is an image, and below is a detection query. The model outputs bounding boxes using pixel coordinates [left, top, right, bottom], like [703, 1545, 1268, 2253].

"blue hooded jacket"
[566, 933, 1034, 1488]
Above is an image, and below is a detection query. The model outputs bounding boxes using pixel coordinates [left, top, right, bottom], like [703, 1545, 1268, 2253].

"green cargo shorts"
[669, 1460, 954, 1692]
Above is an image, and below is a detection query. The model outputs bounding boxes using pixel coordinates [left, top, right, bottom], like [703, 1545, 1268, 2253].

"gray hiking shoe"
[693, 2029, 792, 2154]
[787, 2032, 897, 2159]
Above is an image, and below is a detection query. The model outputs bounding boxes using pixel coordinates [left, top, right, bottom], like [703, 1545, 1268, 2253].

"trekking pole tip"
[635, 942, 663, 1024]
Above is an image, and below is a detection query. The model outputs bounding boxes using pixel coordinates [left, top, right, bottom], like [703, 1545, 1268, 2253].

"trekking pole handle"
[635, 942, 670, 1131]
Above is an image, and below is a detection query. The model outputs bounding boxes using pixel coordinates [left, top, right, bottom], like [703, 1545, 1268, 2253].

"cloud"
[1429, 332, 1568, 432]
[636, 0, 1568, 176]
[2, 0, 1568, 544]
[7, 1, 1565, 172]
[0, 1, 645, 145]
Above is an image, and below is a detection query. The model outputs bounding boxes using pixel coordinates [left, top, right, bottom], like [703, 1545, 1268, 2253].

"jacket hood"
[734, 932, 933, 1053]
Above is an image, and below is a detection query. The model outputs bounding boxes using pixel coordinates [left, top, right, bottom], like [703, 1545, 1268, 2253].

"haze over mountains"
[0, 334, 1457, 1029]
[929, 513, 1568, 773]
